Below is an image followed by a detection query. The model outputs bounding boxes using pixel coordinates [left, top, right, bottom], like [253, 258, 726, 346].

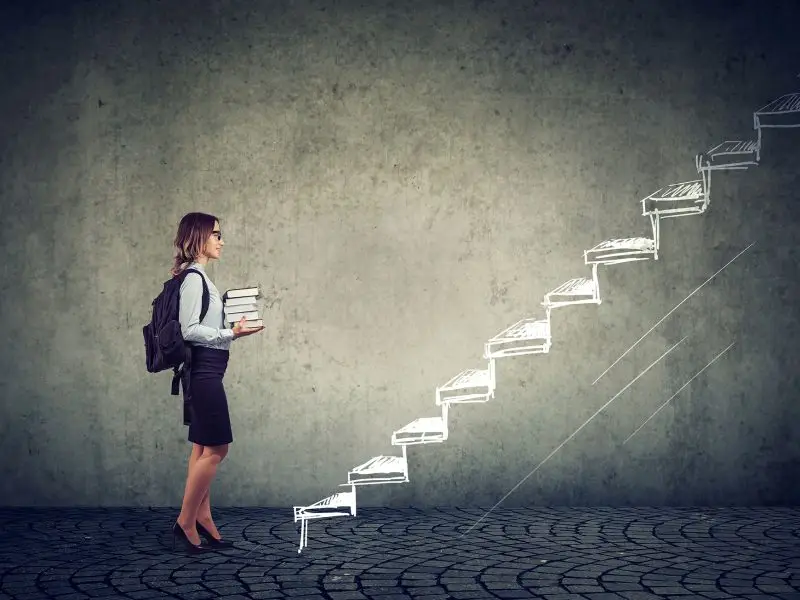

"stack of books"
[223, 286, 262, 328]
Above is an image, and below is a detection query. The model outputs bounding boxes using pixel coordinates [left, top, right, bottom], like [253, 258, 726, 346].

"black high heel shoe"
[196, 521, 234, 548]
[171, 522, 213, 553]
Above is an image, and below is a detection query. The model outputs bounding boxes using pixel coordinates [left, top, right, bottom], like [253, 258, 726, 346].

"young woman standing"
[169, 212, 264, 553]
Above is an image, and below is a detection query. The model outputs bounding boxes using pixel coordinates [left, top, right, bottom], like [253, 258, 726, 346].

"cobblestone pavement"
[1, 507, 799, 600]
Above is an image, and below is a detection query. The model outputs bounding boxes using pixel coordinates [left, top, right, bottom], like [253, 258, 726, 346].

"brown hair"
[171, 212, 219, 277]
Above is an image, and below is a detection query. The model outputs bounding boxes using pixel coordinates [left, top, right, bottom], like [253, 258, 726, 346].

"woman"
[169, 212, 264, 553]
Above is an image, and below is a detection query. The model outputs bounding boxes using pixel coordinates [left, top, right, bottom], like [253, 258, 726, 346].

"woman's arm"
[179, 272, 235, 344]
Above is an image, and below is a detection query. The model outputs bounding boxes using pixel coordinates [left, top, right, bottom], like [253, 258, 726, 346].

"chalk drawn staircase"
[292, 91, 800, 552]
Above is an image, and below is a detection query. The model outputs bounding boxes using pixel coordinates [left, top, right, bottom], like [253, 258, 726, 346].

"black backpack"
[143, 268, 209, 395]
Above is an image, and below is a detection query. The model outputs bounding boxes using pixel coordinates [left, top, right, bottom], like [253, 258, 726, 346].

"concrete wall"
[1, 0, 798, 508]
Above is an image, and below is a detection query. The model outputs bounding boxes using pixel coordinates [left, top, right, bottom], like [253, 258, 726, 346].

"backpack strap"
[199, 275, 209, 322]
[182, 267, 210, 322]
[172, 365, 182, 395]
[172, 267, 211, 397]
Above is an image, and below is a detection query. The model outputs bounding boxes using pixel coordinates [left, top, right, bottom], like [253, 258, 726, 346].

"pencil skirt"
[186, 346, 233, 446]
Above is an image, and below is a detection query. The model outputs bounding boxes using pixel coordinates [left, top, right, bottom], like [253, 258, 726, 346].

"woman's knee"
[201, 444, 229, 463]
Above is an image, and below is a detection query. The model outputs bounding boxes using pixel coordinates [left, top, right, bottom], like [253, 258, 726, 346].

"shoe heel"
[196, 521, 234, 549]
[172, 522, 210, 553]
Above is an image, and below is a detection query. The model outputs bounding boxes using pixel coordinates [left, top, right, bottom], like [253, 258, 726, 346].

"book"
[225, 286, 260, 299]
[224, 303, 258, 316]
[225, 295, 258, 307]
[239, 319, 263, 328]
[226, 310, 259, 322]
[224, 286, 262, 327]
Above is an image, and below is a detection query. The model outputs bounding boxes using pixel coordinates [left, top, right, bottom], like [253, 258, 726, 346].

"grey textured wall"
[1, 0, 798, 508]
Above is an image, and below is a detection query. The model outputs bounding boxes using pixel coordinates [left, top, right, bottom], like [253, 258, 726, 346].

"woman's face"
[202, 220, 224, 260]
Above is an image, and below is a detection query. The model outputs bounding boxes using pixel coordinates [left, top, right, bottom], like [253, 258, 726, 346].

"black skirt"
[183, 346, 233, 446]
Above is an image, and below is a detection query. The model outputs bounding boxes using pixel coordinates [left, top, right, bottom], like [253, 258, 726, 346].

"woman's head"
[171, 212, 224, 276]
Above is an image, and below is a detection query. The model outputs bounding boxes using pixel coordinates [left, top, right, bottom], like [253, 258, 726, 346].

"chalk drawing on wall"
[623, 341, 736, 445]
[639, 153, 713, 253]
[704, 91, 800, 169]
[460, 335, 688, 537]
[485, 317, 551, 359]
[543, 263, 601, 310]
[391, 406, 450, 445]
[585, 237, 658, 265]
[292, 452, 411, 553]
[705, 140, 760, 170]
[591, 242, 753, 386]
[345, 449, 410, 486]
[753, 92, 800, 161]
[436, 365, 496, 405]
[293, 488, 357, 552]
[289, 89, 796, 554]
[641, 154, 712, 220]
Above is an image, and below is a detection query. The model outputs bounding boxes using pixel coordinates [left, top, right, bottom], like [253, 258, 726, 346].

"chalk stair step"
[543, 277, 599, 309]
[436, 368, 493, 405]
[641, 179, 706, 217]
[705, 140, 758, 170]
[391, 416, 447, 446]
[484, 317, 551, 358]
[345, 455, 408, 485]
[584, 237, 656, 266]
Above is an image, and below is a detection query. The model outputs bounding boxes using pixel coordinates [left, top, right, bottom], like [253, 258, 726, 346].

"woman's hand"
[232, 316, 265, 339]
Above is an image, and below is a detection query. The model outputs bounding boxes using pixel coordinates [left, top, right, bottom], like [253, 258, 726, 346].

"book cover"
[225, 286, 260, 299]
[224, 295, 258, 307]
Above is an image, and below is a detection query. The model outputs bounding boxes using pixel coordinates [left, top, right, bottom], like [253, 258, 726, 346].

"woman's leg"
[196, 445, 229, 539]
[177, 443, 204, 544]
[177, 443, 228, 542]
